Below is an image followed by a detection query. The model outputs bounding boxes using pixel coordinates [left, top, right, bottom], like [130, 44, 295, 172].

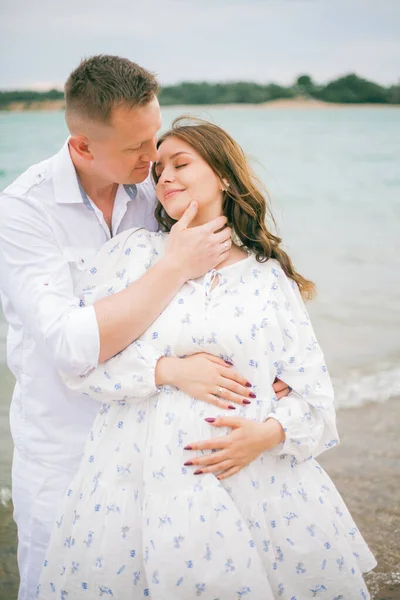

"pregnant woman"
[37, 118, 376, 599]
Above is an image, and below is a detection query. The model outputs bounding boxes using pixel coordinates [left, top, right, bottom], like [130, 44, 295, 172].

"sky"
[0, 0, 399, 89]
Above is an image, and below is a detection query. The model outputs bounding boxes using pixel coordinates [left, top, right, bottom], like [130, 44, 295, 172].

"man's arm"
[0, 196, 231, 377]
[93, 202, 234, 362]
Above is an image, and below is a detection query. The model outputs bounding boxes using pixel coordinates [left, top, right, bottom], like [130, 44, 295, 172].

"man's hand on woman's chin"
[163, 201, 232, 282]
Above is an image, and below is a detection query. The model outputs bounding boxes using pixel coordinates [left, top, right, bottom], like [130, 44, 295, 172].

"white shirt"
[0, 141, 158, 473]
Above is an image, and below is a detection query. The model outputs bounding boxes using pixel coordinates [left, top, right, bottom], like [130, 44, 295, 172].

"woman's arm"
[181, 265, 339, 478]
[64, 342, 254, 409]
[263, 266, 339, 461]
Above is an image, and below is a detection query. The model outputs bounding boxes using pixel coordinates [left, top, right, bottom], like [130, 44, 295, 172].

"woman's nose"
[159, 166, 174, 184]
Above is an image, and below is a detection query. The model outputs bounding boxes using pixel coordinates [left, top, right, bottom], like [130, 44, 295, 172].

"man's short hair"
[65, 55, 159, 124]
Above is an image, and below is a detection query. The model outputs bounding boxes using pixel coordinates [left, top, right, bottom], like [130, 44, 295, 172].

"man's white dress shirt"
[0, 141, 158, 599]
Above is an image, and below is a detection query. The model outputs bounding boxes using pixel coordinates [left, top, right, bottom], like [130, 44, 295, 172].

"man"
[0, 55, 288, 599]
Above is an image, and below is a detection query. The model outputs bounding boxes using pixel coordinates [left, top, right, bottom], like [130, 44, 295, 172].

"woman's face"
[154, 136, 224, 225]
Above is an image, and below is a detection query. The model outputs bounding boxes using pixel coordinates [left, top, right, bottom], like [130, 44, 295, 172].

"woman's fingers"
[217, 465, 241, 480]
[221, 366, 251, 388]
[219, 375, 254, 402]
[215, 383, 252, 407]
[184, 435, 228, 452]
[193, 459, 234, 476]
[205, 354, 234, 368]
[187, 448, 229, 468]
[204, 394, 237, 411]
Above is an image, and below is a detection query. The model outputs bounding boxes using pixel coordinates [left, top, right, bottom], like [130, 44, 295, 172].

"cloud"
[1, 0, 399, 87]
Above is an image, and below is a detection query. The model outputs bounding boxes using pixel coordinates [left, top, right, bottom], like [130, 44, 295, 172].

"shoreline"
[1, 97, 400, 112]
[0, 397, 399, 598]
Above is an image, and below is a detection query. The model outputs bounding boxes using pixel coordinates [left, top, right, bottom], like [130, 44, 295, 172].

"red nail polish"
[246, 382, 252, 387]
[184, 445, 192, 450]
[205, 417, 216, 423]
[243, 399, 251, 405]
[184, 461, 193, 466]
[193, 470, 203, 475]
[228, 405, 236, 410]
[249, 392, 257, 399]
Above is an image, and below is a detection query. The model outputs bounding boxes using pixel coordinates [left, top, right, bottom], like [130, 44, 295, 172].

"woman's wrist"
[155, 356, 181, 387]
[261, 417, 286, 450]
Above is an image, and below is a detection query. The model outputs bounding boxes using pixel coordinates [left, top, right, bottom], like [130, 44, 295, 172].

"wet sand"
[320, 399, 400, 599]
[0, 398, 399, 599]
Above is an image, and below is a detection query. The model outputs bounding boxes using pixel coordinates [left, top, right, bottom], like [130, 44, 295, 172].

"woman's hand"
[155, 354, 255, 410]
[183, 416, 285, 480]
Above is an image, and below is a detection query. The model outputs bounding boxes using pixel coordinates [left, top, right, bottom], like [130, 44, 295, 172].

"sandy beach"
[2, 97, 400, 112]
[0, 398, 399, 599]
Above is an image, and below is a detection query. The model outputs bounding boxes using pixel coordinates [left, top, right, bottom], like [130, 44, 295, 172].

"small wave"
[0, 486, 12, 507]
[333, 363, 400, 409]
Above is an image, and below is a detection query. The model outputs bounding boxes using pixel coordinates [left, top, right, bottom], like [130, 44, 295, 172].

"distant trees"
[314, 74, 389, 104]
[0, 75, 399, 109]
[158, 81, 295, 105]
[0, 88, 64, 109]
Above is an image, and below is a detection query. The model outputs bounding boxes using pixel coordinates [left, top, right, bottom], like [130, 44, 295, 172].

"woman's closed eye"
[175, 163, 188, 170]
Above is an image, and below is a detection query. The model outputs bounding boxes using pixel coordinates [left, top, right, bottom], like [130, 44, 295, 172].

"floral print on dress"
[37, 228, 376, 600]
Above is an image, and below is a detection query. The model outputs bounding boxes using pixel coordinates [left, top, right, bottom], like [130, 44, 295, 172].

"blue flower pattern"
[37, 229, 375, 599]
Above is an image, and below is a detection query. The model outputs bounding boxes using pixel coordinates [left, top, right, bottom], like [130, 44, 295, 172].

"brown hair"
[152, 117, 315, 300]
[65, 55, 159, 124]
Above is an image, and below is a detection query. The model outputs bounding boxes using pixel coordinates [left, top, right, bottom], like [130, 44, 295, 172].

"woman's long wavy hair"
[152, 117, 315, 300]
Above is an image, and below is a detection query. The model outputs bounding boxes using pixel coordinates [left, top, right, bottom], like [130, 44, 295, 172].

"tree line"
[1, 74, 399, 109]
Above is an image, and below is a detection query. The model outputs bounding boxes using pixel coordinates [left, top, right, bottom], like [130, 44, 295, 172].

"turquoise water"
[1, 106, 400, 490]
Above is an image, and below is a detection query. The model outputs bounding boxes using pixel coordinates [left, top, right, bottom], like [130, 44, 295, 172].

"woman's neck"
[217, 243, 249, 270]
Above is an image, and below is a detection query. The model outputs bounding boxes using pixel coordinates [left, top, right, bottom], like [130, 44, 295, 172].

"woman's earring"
[221, 178, 230, 192]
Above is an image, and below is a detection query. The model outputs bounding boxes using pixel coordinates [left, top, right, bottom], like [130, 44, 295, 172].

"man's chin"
[128, 168, 151, 185]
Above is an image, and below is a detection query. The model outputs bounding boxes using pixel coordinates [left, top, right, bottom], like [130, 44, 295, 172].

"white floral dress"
[37, 228, 376, 600]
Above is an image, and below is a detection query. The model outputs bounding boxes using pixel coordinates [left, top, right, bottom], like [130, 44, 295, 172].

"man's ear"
[69, 136, 93, 161]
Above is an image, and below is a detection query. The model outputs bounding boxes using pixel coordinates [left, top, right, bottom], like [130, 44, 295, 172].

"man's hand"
[273, 377, 291, 400]
[164, 201, 232, 281]
[155, 353, 255, 410]
[183, 416, 285, 480]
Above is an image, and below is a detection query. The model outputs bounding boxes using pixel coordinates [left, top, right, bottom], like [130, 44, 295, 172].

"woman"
[37, 118, 376, 599]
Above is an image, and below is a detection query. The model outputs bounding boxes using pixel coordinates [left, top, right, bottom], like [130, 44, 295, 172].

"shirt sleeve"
[265, 266, 339, 462]
[0, 192, 100, 377]
[62, 339, 163, 404]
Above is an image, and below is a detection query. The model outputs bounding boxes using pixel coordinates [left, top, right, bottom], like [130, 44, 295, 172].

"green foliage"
[313, 74, 389, 104]
[1, 75, 399, 108]
[158, 81, 295, 105]
[295, 75, 315, 94]
[0, 89, 64, 108]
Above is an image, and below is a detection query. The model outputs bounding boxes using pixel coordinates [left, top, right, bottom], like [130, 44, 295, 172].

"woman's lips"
[164, 189, 185, 200]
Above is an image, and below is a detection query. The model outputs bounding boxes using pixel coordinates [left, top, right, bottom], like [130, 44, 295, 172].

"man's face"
[86, 96, 162, 185]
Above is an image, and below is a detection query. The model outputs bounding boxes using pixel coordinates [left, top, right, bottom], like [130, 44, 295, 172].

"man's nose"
[141, 139, 159, 163]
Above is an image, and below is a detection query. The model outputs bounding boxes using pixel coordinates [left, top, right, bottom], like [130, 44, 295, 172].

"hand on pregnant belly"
[184, 416, 285, 480]
[156, 352, 254, 409]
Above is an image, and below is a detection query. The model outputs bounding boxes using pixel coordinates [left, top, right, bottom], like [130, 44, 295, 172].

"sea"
[0, 105, 400, 499]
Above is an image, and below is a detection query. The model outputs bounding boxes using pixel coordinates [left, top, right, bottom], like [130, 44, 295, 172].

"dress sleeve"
[265, 265, 339, 461]
[60, 228, 165, 404]
[63, 339, 163, 404]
